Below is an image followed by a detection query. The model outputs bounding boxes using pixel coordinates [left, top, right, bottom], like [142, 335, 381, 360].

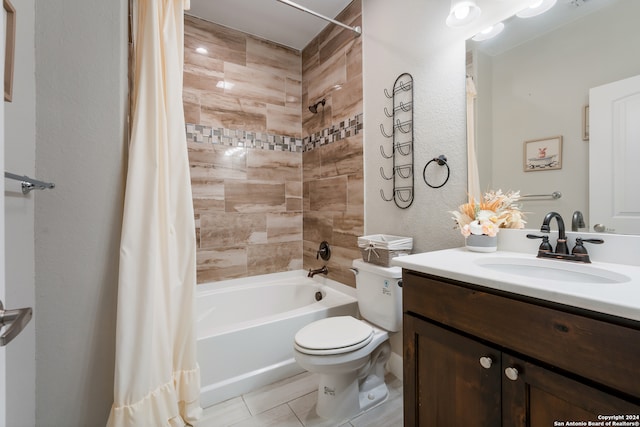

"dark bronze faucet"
[307, 265, 328, 278]
[527, 211, 604, 263]
[571, 210, 585, 231]
[541, 211, 569, 254]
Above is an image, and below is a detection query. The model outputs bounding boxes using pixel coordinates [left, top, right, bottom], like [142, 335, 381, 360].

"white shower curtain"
[107, 0, 202, 425]
[466, 75, 482, 203]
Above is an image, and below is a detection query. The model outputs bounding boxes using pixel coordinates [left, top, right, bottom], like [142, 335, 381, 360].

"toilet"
[293, 259, 402, 421]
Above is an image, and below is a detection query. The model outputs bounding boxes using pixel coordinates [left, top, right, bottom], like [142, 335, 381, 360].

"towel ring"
[423, 155, 450, 189]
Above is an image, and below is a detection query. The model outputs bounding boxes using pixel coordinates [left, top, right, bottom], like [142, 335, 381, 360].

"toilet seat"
[294, 316, 374, 356]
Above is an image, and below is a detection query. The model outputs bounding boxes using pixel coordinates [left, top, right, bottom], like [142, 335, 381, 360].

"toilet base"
[315, 373, 389, 421]
[314, 342, 391, 421]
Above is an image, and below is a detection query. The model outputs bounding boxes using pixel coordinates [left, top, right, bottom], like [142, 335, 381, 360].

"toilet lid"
[294, 316, 374, 355]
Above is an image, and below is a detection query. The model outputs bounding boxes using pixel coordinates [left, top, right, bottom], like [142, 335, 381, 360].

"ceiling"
[187, 0, 354, 51]
[469, 0, 618, 56]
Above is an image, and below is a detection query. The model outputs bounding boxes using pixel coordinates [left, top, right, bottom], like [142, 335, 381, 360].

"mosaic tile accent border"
[303, 113, 363, 152]
[185, 124, 304, 152]
[185, 113, 363, 153]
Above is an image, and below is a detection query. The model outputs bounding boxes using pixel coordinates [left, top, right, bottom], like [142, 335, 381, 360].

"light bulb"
[517, 0, 557, 18]
[454, 5, 470, 20]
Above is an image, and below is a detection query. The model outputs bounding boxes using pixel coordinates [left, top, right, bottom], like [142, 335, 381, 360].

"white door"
[589, 74, 640, 235]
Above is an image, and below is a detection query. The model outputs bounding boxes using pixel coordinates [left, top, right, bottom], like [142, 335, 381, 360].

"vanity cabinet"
[402, 270, 640, 427]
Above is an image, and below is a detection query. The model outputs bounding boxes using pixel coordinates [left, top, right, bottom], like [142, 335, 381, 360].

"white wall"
[478, 0, 640, 228]
[34, 0, 128, 425]
[4, 0, 36, 425]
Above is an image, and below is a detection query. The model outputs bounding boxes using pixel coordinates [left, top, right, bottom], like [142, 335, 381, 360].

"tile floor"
[195, 371, 403, 427]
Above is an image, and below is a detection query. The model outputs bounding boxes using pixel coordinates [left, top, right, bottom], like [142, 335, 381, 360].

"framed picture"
[4, 0, 16, 102]
[582, 105, 589, 141]
[523, 136, 562, 172]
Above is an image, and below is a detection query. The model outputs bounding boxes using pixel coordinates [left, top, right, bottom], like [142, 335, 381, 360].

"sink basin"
[475, 257, 631, 284]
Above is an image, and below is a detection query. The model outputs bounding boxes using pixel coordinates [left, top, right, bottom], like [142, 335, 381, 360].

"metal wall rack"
[379, 73, 414, 209]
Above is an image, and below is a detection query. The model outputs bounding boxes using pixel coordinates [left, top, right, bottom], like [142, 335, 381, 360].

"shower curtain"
[466, 75, 482, 203]
[107, 0, 202, 425]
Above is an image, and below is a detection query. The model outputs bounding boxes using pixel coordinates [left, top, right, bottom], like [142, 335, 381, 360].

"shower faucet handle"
[317, 241, 331, 261]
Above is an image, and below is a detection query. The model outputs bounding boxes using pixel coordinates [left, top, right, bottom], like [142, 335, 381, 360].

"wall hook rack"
[384, 101, 413, 118]
[379, 73, 414, 209]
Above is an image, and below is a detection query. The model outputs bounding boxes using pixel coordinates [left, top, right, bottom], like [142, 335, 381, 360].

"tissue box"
[357, 234, 413, 267]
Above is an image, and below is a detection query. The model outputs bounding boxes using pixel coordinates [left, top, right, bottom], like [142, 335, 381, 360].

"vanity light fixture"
[472, 22, 505, 42]
[446, 0, 481, 28]
[516, 0, 557, 18]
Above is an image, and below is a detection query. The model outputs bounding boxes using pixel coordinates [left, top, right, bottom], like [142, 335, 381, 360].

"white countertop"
[392, 248, 640, 322]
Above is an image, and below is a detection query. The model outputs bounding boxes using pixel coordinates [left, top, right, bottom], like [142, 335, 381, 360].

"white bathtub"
[196, 270, 359, 408]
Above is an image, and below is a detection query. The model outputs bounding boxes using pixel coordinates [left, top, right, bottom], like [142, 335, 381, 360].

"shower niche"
[379, 73, 414, 209]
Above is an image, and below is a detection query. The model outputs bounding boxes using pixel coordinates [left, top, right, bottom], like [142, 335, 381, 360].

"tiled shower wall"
[183, 0, 363, 286]
[302, 1, 364, 287]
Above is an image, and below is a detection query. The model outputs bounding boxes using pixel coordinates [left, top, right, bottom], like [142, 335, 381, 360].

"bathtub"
[196, 270, 359, 408]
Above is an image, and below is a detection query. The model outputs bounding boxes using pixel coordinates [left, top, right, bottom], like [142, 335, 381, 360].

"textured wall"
[34, 0, 128, 425]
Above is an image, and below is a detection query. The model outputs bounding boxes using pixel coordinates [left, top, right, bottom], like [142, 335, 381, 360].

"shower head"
[308, 98, 326, 114]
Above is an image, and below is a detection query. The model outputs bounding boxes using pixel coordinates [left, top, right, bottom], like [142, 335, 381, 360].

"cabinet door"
[404, 314, 501, 427]
[502, 353, 640, 426]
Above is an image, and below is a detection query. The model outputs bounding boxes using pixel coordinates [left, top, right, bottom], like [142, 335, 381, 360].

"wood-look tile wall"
[302, 0, 364, 287]
[189, 142, 303, 283]
[183, 0, 363, 286]
[183, 15, 302, 137]
[184, 16, 303, 283]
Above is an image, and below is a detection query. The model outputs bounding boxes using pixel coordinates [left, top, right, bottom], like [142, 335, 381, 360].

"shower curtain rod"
[275, 0, 362, 36]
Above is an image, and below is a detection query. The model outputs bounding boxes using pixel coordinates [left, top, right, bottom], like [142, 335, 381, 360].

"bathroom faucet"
[527, 211, 604, 263]
[540, 211, 569, 254]
[571, 210, 585, 232]
[308, 266, 328, 278]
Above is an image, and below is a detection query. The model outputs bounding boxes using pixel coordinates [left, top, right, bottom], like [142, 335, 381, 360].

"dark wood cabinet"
[404, 314, 501, 426]
[403, 270, 640, 427]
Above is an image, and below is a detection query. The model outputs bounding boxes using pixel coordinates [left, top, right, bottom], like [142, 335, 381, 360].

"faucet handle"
[580, 238, 604, 245]
[571, 237, 604, 258]
[316, 241, 331, 261]
[526, 234, 552, 252]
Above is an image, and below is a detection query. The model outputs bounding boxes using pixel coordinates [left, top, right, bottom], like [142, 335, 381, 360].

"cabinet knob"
[479, 356, 493, 369]
[504, 367, 519, 381]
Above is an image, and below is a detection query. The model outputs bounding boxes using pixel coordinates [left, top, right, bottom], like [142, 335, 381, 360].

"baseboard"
[386, 351, 403, 382]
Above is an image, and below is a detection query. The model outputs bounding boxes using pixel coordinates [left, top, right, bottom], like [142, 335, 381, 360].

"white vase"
[465, 234, 498, 253]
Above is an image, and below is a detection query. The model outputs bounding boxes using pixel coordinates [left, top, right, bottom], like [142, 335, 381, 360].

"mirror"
[466, 0, 640, 234]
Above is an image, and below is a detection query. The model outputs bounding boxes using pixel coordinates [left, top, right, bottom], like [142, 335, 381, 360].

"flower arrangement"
[451, 190, 525, 237]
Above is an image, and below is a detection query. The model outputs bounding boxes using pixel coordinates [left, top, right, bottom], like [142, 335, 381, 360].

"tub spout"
[308, 266, 328, 278]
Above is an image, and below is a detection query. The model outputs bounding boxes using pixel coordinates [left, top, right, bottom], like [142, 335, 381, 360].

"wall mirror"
[466, 0, 640, 234]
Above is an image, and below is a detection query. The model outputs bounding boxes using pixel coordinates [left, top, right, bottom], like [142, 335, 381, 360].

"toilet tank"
[352, 259, 403, 332]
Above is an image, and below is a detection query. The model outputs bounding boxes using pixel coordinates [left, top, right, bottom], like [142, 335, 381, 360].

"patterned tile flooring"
[195, 371, 403, 427]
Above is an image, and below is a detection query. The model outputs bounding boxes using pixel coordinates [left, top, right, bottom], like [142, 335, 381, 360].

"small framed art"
[523, 136, 562, 172]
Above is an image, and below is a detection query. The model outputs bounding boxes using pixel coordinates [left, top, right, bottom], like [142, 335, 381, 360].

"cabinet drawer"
[403, 271, 640, 399]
